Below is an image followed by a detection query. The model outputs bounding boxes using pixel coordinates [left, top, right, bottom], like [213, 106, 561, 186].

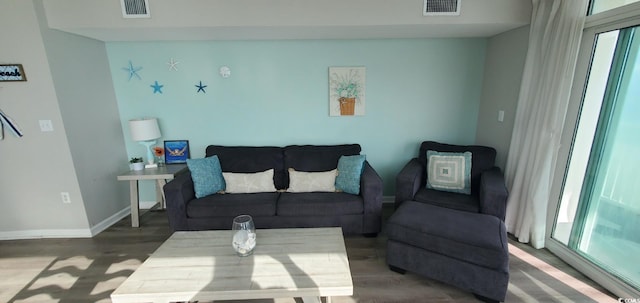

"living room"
[1, 0, 638, 302]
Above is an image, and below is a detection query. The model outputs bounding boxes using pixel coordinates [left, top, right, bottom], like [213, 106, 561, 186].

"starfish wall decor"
[167, 58, 180, 72]
[122, 60, 142, 81]
[150, 81, 164, 94]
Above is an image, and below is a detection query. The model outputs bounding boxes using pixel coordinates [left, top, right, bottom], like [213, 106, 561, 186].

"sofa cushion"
[186, 155, 225, 198]
[418, 141, 496, 195]
[186, 192, 278, 218]
[414, 188, 480, 213]
[222, 169, 277, 193]
[277, 192, 363, 216]
[206, 145, 286, 190]
[287, 168, 337, 192]
[387, 201, 508, 270]
[283, 144, 361, 172]
[426, 151, 472, 195]
[335, 155, 366, 195]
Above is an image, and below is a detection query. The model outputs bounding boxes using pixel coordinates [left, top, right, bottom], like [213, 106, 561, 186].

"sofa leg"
[473, 293, 499, 303]
[363, 233, 378, 238]
[388, 265, 406, 274]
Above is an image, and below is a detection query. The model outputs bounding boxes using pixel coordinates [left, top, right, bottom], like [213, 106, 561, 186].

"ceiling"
[42, 0, 532, 41]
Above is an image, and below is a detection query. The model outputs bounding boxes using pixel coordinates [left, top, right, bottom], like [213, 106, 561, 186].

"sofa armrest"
[163, 171, 195, 231]
[361, 161, 383, 213]
[395, 158, 424, 208]
[361, 161, 383, 234]
[479, 167, 508, 221]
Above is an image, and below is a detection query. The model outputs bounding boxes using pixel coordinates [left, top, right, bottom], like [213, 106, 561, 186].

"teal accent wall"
[106, 39, 486, 198]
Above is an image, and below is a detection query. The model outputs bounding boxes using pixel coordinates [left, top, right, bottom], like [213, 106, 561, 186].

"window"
[589, 0, 640, 15]
[550, 4, 640, 295]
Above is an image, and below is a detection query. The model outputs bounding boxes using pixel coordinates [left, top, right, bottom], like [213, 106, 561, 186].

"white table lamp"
[129, 118, 161, 168]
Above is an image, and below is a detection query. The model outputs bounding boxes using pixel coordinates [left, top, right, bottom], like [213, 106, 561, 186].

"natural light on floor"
[508, 244, 614, 302]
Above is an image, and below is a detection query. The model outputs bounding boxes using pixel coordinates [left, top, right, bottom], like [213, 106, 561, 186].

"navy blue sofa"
[163, 144, 383, 235]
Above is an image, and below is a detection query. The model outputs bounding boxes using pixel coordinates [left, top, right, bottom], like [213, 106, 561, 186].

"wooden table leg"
[156, 179, 168, 209]
[129, 180, 140, 228]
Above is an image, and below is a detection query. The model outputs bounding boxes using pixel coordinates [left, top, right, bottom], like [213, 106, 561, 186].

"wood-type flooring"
[0, 205, 616, 303]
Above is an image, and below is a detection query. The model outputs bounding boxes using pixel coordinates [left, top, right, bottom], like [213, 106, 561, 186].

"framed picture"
[0, 64, 27, 82]
[329, 66, 365, 116]
[164, 140, 190, 164]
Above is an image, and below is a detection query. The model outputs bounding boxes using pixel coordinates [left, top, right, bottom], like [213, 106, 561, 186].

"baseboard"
[89, 206, 131, 237]
[0, 227, 93, 240]
[0, 206, 131, 240]
[139, 200, 158, 209]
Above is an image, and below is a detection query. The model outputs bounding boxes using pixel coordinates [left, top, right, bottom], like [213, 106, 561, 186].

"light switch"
[39, 120, 53, 132]
[498, 110, 505, 123]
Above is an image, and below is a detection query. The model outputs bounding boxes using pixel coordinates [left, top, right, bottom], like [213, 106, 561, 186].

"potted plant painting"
[329, 67, 366, 116]
[129, 157, 144, 171]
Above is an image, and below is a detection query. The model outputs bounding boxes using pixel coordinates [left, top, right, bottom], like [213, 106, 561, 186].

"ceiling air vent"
[423, 0, 461, 16]
[120, 0, 150, 18]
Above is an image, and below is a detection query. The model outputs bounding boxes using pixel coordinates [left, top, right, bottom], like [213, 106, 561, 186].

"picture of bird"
[167, 145, 187, 156]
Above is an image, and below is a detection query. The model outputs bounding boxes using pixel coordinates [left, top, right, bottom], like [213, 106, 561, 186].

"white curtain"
[504, 0, 588, 249]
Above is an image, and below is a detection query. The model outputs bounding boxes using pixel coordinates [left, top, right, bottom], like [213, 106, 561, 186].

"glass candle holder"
[232, 215, 256, 257]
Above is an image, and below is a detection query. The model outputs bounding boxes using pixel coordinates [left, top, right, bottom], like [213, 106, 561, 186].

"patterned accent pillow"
[186, 155, 225, 198]
[222, 169, 277, 193]
[426, 150, 472, 195]
[335, 154, 366, 195]
[287, 168, 337, 192]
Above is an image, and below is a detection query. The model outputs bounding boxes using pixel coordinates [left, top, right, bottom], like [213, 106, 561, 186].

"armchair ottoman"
[387, 141, 509, 302]
[386, 201, 509, 302]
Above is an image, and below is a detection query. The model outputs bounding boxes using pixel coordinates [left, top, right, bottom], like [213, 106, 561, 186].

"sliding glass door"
[552, 23, 640, 290]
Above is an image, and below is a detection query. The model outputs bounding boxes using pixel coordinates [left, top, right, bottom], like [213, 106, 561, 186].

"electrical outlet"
[498, 110, 505, 122]
[39, 120, 53, 132]
[61, 192, 71, 204]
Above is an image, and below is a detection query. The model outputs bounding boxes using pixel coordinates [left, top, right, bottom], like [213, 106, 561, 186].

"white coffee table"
[111, 227, 353, 303]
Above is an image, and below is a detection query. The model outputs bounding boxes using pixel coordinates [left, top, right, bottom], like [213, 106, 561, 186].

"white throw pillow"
[287, 168, 337, 193]
[222, 169, 277, 193]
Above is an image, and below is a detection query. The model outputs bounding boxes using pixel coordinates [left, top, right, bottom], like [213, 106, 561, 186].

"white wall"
[0, 0, 89, 237]
[0, 1, 129, 239]
[476, 25, 530, 169]
[33, 0, 130, 228]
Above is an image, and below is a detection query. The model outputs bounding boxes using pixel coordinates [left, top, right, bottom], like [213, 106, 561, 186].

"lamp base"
[139, 140, 158, 168]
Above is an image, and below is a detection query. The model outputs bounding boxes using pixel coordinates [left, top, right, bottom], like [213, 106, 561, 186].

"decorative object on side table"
[153, 146, 165, 166]
[164, 140, 190, 164]
[329, 66, 366, 116]
[129, 157, 144, 171]
[129, 117, 162, 168]
[232, 215, 256, 257]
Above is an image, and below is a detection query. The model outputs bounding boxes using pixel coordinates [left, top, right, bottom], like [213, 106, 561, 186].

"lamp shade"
[129, 118, 161, 141]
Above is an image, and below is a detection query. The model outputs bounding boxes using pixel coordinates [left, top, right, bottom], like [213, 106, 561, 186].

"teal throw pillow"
[426, 150, 472, 195]
[187, 155, 225, 198]
[335, 155, 366, 195]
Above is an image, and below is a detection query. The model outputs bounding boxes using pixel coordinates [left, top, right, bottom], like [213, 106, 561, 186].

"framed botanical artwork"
[164, 140, 190, 164]
[329, 66, 365, 116]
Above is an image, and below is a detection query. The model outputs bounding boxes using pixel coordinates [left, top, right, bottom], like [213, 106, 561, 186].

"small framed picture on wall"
[164, 140, 190, 164]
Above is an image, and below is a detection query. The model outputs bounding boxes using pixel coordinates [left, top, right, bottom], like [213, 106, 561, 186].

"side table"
[117, 164, 187, 227]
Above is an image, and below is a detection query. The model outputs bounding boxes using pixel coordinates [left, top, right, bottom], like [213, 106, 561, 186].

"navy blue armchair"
[394, 141, 508, 220]
[388, 141, 509, 302]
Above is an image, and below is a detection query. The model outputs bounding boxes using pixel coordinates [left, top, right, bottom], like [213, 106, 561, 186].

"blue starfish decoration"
[150, 81, 164, 94]
[195, 81, 207, 93]
[122, 60, 142, 81]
